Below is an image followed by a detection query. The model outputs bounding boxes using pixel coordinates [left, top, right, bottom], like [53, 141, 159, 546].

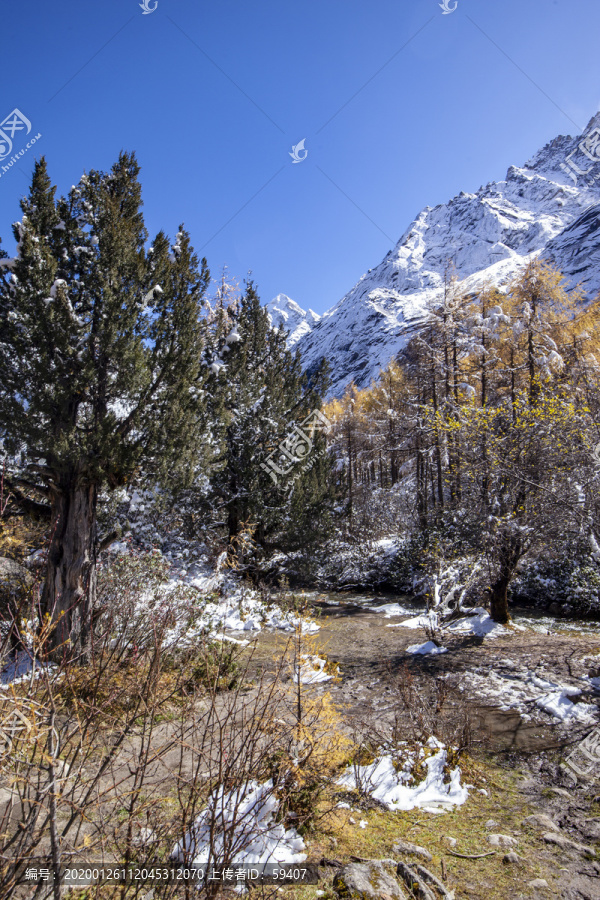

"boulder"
[333, 861, 407, 900]
[542, 832, 595, 857]
[487, 833, 517, 848]
[0, 557, 33, 594]
[523, 814, 560, 833]
[392, 839, 432, 862]
[558, 763, 578, 787]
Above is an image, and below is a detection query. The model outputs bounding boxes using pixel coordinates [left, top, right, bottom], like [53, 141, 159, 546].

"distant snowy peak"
[296, 111, 600, 398]
[266, 294, 321, 346]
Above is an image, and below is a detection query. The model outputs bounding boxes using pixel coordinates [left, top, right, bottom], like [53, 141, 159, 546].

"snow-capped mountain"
[296, 112, 600, 397]
[266, 294, 321, 346]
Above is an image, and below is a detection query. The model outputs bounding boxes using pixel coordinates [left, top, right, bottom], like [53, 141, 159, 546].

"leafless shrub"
[390, 664, 472, 752]
[0, 554, 350, 899]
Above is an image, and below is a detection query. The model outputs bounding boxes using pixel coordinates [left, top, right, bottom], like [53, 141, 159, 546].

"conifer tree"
[205, 282, 331, 568]
[0, 155, 210, 659]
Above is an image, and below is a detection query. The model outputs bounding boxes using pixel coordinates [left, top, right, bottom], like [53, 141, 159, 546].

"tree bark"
[489, 571, 511, 624]
[41, 481, 97, 662]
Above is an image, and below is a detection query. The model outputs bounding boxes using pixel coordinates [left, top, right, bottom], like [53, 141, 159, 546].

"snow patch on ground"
[457, 666, 598, 725]
[371, 602, 414, 618]
[516, 614, 600, 635]
[389, 607, 508, 638]
[387, 613, 431, 630]
[338, 738, 468, 812]
[172, 780, 306, 866]
[444, 608, 511, 638]
[139, 572, 320, 652]
[0, 650, 52, 688]
[293, 654, 336, 685]
[406, 641, 448, 656]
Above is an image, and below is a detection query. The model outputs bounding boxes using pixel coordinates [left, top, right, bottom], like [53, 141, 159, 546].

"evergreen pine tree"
[206, 282, 332, 569]
[0, 154, 210, 660]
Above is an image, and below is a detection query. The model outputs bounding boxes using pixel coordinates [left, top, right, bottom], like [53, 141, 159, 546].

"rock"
[392, 839, 432, 863]
[413, 864, 451, 898]
[484, 819, 499, 828]
[333, 862, 407, 900]
[547, 787, 572, 799]
[502, 851, 521, 864]
[527, 879, 549, 890]
[558, 764, 578, 787]
[523, 814, 560, 832]
[0, 557, 33, 604]
[444, 836, 457, 848]
[395, 862, 436, 900]
[542, 832, 595, 857]
[487, 834, 517, 848]
[516, 777, 537, 791]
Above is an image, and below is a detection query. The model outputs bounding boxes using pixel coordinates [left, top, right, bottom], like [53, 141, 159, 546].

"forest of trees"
[2, 155, 600, 660]
[324, 264, 600, 622]
[0, 155, 334, 659]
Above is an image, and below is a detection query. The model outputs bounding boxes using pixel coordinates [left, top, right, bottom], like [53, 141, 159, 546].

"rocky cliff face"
[291, 112, 600, 397]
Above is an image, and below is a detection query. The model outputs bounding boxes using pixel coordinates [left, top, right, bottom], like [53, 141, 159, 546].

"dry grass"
[275, 752, 564, 900]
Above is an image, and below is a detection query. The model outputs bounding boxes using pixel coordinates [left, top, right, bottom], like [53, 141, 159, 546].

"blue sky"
[1, 0, 600, 315]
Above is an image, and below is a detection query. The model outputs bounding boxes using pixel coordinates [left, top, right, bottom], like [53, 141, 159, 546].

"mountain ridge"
[289, 111, 600, 397]
[265, 293, 321, 347]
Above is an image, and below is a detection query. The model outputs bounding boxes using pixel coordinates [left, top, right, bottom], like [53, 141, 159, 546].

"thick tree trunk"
[41, 482, 97, 662]
[489, 572, 511, 624]
[227, 502, 239, 544]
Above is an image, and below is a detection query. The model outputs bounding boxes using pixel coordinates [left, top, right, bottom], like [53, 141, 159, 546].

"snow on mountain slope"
[266, 294, 320, 347]
[545, 202, 600, 296]
[295, 112, 600, 397]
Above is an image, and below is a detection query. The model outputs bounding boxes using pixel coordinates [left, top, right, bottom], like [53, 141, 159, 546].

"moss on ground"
[280, 752, 563, 900]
